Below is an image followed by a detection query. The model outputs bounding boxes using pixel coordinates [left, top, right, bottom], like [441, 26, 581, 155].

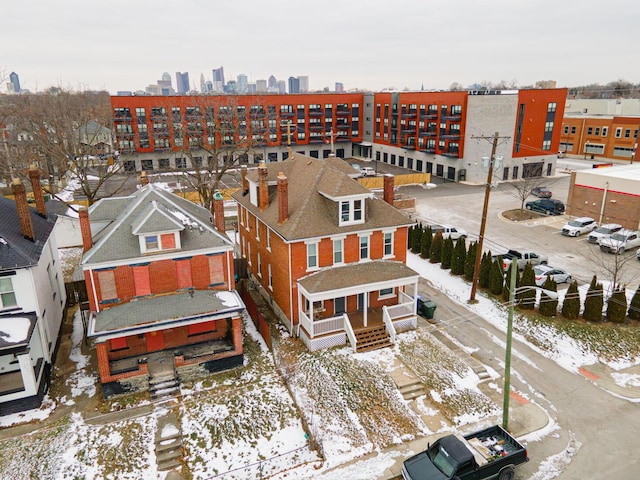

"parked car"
[637, 247, 640, 261]
[561, 217, 597, 237]
[360, 166, 376, 177]
[525, 198, 565, 216]
[533, 265, 572, 286]
[531, 186, 552, 198]
[588, 223, 623, 244]
[350, 163, 362, 173]
[492, 249, 548, 271]
[599, 229, 640, 254]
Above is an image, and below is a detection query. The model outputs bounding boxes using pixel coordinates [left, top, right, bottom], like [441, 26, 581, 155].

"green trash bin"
[417, 296, 437, 319]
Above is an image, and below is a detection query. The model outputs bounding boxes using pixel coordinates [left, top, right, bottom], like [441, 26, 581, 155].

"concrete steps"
[398, 381, 427, 401]
[155, 413, 183, 472]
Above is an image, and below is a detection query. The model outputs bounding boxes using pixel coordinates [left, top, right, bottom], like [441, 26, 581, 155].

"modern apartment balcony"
[420, 111, 438, 120]
[336, 108, 350, 116]
[280, 111, 295, 118]
[402, 143, 416, 150]
[309, 124, 324, 131]
[402, 110, 418, 119]
[401, 127, 416, 135]
[308, 138, 325, 144]
[336, 123, 351, 130]
[419, 130, 437, 137]
[441, 113, 462, 121]
[421, 147, 437, 153]
[308, 109, 323, 117]
[440, 132, 461, 140]
[441, 150, 460, 158]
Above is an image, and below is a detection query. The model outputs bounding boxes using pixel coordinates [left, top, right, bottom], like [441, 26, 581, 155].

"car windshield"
[610, 233, 626, 241]
[429, 445, 456, 477]
[568, 220, 585, 227]
[594, 227, 611, 234]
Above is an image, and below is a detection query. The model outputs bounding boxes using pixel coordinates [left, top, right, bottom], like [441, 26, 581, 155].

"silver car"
[533, 265, 572, 286]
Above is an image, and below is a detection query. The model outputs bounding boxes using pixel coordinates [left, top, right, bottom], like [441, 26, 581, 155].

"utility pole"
[469, 131, 510, 302]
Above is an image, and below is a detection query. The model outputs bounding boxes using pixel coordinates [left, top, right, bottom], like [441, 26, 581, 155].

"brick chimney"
[277, 172, 288, 224]
[28, 164, 47, 218]
[383, 174, 395, 205]
[212, 190, 226, 233]
[12, 178, 36, 241]
[79, 207, 93, 252]
[140, 171, 149, 186]
[258, 163, 269, 210]
[240, 166, 248, 194]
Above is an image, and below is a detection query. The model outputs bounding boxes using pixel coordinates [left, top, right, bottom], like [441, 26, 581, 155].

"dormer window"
[339, 199, 364, 226]
[139, 232, 180, 254]
[145, 235, 159, 251]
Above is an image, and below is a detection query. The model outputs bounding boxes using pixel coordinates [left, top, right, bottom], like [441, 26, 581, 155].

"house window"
[602, 127, 608, 137]
[359, 235, 369, 260]
[97, 270, 117, 301]
[379, 287, 395, 299]
[0, 277, 17, 309]
[333, 239, 343, 264]
[307, 242, 318, 269]
[615, 127, 622, 138]
[266, 228, 271, 251]
[188, 321, 217, 336]
[383, 232, 393, 257]
[257, 252, 262, 277]
[209, 255, 225, 285]
[145, 235, 159, 251]
[175, 259, 192, 289]
[339, 199, 364, 225]
[256, 219, 261, 241]
[268, 264, 273, 290]
[161, 233, 176, 249]
[132, 265, 151, 296]
[110, 337, 128, 351]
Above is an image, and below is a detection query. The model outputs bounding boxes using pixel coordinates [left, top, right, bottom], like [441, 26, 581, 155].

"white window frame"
[615, 127, 622, 138]
[359, 234, 370, 261]
[268, 264, 273, 290]
[339, 199, 365, 226]
[266, 227, 271, 251]
[0, 277, 17, 309]
[383, 230, 394, 258]
[378, 287, 395, 300]
[306, 242, 319, 270]
[333, 238, 344, 265]
[257, 252, 262, 277]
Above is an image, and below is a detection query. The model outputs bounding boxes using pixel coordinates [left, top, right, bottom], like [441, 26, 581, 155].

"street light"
[503, 264, 558, 431]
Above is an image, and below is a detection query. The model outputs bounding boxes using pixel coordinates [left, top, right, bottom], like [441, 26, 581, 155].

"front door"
[335, 297, 346, 315]
[357, 293, 364, 311]
[145, 330, 165, 352]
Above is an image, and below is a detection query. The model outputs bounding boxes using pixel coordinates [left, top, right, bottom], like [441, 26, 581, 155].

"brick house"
[80, 183, 244, 398]
[233, 154, 420, 352]
[0, 169, 66, 415]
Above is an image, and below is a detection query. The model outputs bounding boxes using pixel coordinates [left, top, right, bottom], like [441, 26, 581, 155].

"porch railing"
[385, 300, 414, 320]
[382, 306, 397, 343]
[399, 291, 415, 308]
[343, 313, 357, 352]
[299, 310, 345, 337]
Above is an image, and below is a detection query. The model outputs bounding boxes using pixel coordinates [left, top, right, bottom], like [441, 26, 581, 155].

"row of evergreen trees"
[408, 224, 640, 323]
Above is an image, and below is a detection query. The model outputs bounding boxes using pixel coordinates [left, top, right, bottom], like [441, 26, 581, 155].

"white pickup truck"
[360, 166, 377, 177]
[492, 249, 548, 271]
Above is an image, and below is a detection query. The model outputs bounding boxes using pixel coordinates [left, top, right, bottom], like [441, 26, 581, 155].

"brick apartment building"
[232, 154, 420, 352]
[560, 115, 640, 161]
[111, 88, 567, 184]
[80, 183, 244, 398]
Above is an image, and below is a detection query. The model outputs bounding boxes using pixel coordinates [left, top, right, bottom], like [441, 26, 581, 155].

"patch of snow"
[0, 316, 32, 343]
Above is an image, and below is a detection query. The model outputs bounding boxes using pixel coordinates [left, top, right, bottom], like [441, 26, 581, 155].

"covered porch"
[297, 261, 420, 352]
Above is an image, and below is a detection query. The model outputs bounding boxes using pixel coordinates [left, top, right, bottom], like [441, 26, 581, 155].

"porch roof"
[88, 289, 244, 339]
[0, 312, 37, 354]
[298, 260, 419, 294]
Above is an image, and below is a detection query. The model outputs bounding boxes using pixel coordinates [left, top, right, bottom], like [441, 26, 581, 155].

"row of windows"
[306, 232, 394, 270]
[564, 125, 638, 139]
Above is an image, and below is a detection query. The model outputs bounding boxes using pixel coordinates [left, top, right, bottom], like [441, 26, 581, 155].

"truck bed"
[463, 425, 526, 465]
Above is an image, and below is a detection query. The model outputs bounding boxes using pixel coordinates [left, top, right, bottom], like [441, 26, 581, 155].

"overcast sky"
[3, 0, 639, 94]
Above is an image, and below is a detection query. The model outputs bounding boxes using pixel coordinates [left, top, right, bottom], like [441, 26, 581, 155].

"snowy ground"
[1, 252, 639, 479]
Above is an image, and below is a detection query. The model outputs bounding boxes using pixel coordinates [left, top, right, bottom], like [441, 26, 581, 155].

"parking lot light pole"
[503, 268, 559, 431]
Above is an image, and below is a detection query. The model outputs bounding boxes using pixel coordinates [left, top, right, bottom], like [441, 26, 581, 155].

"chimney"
[28, 164, 47, 217]
[258, 163, 269, 210]
[12, 178, 36, 241]
[79, 207, 92, 252]
[212, 190, 226, 233]
[140, 171, 149, 186]
[383, 174, 395, 205]
[240, 166, 248, 194]
[277, 172, 288, 224]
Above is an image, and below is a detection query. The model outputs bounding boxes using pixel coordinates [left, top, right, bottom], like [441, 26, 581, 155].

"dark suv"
[525, 198, 565, 215]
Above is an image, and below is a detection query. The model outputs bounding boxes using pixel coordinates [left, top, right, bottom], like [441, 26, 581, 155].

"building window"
[545, 122, 553, 132]
[307, 242, 318, 269]
[145, 235, 159, 251]
[542, 140, 551, 150]
[0, 277, 17, 309]
[175, 157, 187, 169]
[132, 265, 151, 296]
[339, 199, 364, 225]
[587, 127, 593, 135]
[383, 232, 393, 257]
[333, 239, 343, 264]
[547, 102, 557, 113]
[624, 129, 631, 138]
[601, 127, 608, 137]
[257, 253, 262, 277]
[379, 287, 395, 299]
[359, 235, 369, 260]
[266, 228, 271, 251]
[594, 127, 601, 136]
[615, 127, 622, 138]
[208, 256, 225, 285]
[175, 259, 192, 289]
[268, 264, 273, 290]
[97, 270, 117, 301]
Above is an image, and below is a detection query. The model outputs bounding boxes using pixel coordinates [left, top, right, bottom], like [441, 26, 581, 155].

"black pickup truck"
[401, 425, 528, 480]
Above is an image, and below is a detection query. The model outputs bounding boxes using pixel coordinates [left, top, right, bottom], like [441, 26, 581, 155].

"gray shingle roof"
[232, 154, 413, 241]
[0, 197, 57, 272]
[298, 260, 419, 294]
[88, 289, 244, 337]
[82, 184, 232, 265]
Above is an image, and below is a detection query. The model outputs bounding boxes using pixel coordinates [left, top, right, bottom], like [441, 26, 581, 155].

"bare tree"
[503, 176, 555, 211]
[0, 88, 127, 206]
[587, 244, 640, 297]
[173, 96, 258, 210]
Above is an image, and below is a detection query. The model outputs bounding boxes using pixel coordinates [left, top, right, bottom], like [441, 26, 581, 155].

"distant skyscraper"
[9, 72, 20, 93]
[335, 82, 344, 93]
[256, 79, 267, 92]
[288, 77, 300, 94]
[298, 76, 309, 93]
[268, 75, 277, 89]
[237, 74, 248, 93]
[157, 72, 174, 95]
[176, 72, 190, 94]
[212, 67, 225, 88]
[277, 80, 286, 94]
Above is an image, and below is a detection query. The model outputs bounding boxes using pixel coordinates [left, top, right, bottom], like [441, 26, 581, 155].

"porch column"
[363, 291, 369, 327]
[17, 353, 37, 395]
[413, 283, 418, 315]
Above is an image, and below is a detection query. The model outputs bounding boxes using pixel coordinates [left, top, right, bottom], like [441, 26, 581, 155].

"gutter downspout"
[599, 182, 609, 225]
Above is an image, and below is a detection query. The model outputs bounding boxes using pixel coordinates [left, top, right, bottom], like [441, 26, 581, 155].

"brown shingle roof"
[233, 154, 412, 241]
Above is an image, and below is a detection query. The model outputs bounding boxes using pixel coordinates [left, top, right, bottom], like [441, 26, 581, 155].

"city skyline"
[2, 0, 639, 94]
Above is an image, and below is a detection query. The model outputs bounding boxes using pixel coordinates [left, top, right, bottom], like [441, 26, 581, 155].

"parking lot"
[402, 167, 639, 291]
